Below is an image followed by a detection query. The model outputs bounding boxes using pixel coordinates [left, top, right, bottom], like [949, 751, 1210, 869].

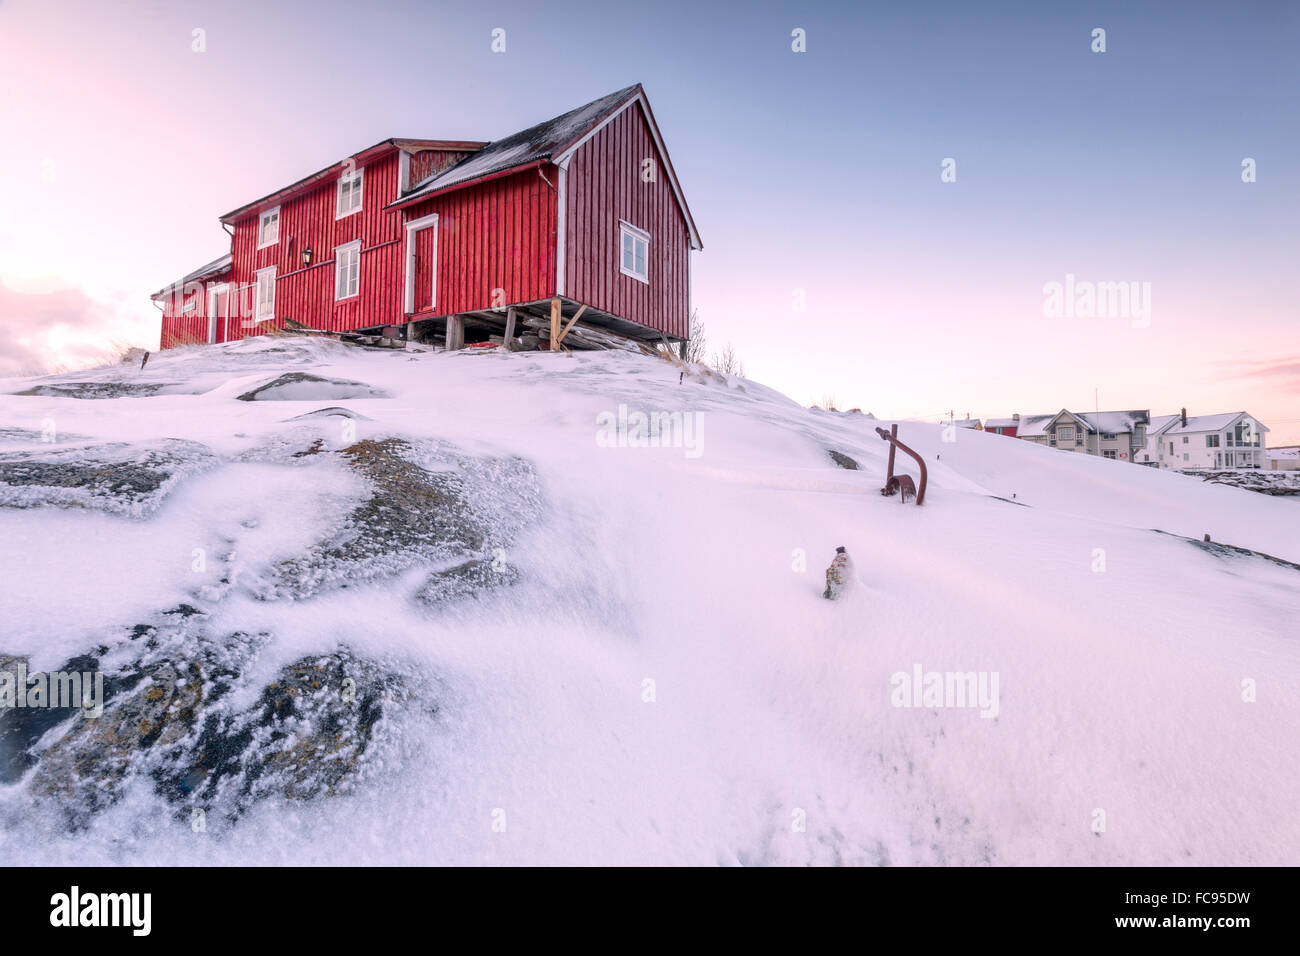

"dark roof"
[393, 85, 642, 206]
[151, 253, 232, 298]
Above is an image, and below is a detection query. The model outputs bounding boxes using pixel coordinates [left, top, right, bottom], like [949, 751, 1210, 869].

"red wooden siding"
[157, 271, 231, 348]
[563, 102, 690, 339]
[407, 148, 476, 188]
[227, 149, 407, 336]
[404, 167, 557, 315]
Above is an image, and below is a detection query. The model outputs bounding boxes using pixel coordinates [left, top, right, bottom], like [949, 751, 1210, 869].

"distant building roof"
[1077, 410, 1149, 434]
[984, 418, 1019, 428]
[1149, 412, 1267, 436]
[1015, 409, 1149, 437]
[1015, 414, 1058, 438]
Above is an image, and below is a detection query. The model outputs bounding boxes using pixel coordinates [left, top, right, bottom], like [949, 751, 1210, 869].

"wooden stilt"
[555, 304, 587, 346]
[549, 298, 561, 351]
[446, 314, 463, 351]
[503, 307, 517, 350]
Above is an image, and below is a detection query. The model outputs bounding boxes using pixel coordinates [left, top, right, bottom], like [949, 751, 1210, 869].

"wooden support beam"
[446, 314, 463, 351]
[549, 298, 561, 351]
[555, 304, 587, 346]
[503, 307, 517, 350]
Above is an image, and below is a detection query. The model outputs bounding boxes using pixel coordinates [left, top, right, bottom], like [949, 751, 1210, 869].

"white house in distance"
[1015, 409, 1150, 461]
[1267, 446, 1299, 471]
[942, 415, 982, 432]
[1140, 410, 1268, 470]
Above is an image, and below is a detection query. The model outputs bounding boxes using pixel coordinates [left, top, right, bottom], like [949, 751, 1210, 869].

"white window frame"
[255, 266, 277, 323]
[336, 167, 364, 220]
[335, 240, 361, 301]
[257, 206, 281, 249]
[618, 220, 650, 284]
[1057, 425, 1075, 440]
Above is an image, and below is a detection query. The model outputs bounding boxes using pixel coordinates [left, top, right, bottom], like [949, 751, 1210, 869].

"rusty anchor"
[875, 424, 927, 505]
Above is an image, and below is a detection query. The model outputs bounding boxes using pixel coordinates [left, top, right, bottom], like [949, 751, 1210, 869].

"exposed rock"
[418, 555, 521, 605]
[285, 406, 373, 422]
[0, 439, 217, 517]
[828, 450, 860, 470]
[154, 648, 410, 819]
[265, 437, 539, 600]
[236, 372, 392, 402]
[21, 606, 412, 827]
[10, 382, 179, 399]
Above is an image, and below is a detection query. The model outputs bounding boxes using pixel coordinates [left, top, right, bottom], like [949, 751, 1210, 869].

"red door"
[413, 226, 436, 313]
[208, 286, 230, 343]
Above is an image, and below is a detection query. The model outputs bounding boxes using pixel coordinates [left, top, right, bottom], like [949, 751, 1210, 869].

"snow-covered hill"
[1, 337, 1297, 865]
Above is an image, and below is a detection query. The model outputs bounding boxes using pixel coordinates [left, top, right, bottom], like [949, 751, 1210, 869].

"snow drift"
[0, 336, 1296, 866]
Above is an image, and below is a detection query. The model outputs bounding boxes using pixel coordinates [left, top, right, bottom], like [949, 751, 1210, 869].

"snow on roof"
[1268, 446, 1300, 460]
[1155, 412, 1266, 435]
[1148, 414, 1179, 435]
[1077, 410, 1149, 434]
[151, 253, 232, 298]
[984, 418, 1019, 428]
[1014, 414, 1057, 437]
[1011, 409, 1147, 437]
[397, 85, 641, 206]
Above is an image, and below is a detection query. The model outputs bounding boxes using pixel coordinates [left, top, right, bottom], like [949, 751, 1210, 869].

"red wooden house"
[984, 417, 1020, 437]
[152, 84, 702, 352]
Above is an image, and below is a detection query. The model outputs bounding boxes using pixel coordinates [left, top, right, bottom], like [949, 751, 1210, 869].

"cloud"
[1213, 355, 1300, 394]
[0, 281, 157, 378]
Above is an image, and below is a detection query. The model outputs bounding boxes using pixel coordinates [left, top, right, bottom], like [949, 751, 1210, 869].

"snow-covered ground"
[0, 337, 1296, 866]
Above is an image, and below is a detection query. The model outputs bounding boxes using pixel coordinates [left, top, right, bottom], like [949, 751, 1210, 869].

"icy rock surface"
[10, 606, 415, 828]
[0, 438, 217, 517]
[264, 437, 538, 600]
[236, 372, 392, 402]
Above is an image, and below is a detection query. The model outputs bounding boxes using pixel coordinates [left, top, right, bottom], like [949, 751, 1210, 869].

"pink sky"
[1, 0, 1297, 443]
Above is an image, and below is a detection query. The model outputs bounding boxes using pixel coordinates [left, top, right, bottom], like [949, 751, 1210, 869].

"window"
[337, 168, 364, 218]
[1101, 433, 1117, 441]
[1182, 436, 1189, 444]
[255, 267, 276, 321]
[335, 241, 361, 300]
[1058, 426, 1075, 440]
[1183, 453, 1190, 461]
[257, 206, 280, 248]
[1206, 434, 1219, 448]
[1103, 450, 1117, 459]
[618, 221, 649, 283]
